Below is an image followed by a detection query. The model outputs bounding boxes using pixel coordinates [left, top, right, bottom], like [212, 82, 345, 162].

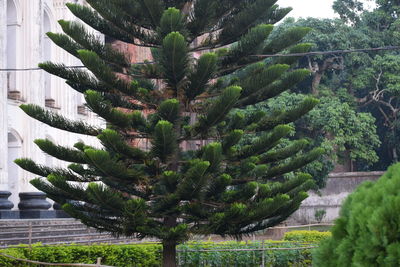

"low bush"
[313, 163, 400, 266]
[0, 243, 162, 267]
[178, 241, 312, 266]
[283, 230, 331, 243]
[0, 240, 317, 267]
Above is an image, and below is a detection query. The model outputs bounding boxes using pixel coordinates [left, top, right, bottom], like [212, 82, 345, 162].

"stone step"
[0, 219, 152, 246]
[0, 223, 85, 232]
[0, 218, 79, 227]
[0, 232, 114, 245]
[0, 237, 143, 248]
[0, 227, 95, 238]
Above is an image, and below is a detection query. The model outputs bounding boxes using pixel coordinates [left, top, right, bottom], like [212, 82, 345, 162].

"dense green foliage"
[275, 2, 400, 172]
[178, 241, 312, 267]
[258, 17, 382, 186]
[246, 89, 380, 187]
[283, 230, 331, 243]
[0, 243, 162, 267]
[16, 0, 322, 266]
[352, 54, 400, 164]
[314, 163, 400, 266]
[0, 241, 315, 267]
[305, 90, 380, 166]
[330, 0, 400, 169]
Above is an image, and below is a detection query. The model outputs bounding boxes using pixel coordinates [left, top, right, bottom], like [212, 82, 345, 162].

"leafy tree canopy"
[267, 17, 381, 176]
[352, 54, 400, 163]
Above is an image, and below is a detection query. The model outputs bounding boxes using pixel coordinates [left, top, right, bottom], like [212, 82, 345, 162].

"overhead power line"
[251, 46, 400, 58]
[0, 62, 151, 72]
[1, 46, 400, 72]
[0, 66, 87, 72]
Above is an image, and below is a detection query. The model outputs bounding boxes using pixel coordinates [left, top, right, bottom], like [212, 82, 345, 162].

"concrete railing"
[288, 171, 385, 224]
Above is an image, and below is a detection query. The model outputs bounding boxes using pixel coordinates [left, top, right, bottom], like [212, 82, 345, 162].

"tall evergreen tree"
[16, 1, 323, 266]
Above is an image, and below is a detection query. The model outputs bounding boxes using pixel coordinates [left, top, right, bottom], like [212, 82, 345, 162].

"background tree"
[271, 17, 374, 95]
[270, 0, 400, 172]
[353, 54, 400, 163]
[242, 88, 380, 187]
[15, 1, 323, 266]
[332, 0, 400, 166]
[265, 17, 381, 180]
[331, 0, 400, 168]
[332, 0, 367, 24]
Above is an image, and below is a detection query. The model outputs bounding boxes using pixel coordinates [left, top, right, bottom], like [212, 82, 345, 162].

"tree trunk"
[311, 72, 322, 96]
[392, 128, 398, 163]
[162, 240, 177, 267]
[392, 126, 398, 162]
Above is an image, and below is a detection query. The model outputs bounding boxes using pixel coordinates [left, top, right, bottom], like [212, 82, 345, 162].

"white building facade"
[0, 0, 103, 208]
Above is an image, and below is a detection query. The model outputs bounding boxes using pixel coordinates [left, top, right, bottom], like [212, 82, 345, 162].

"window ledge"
[45, 99, 61, 110]
[77, 105, 88, 116]
[7, 91, 25, 102]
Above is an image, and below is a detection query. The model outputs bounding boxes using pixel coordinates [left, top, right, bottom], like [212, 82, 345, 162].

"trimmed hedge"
[0, 240, 316, 267]
[283, 230, 331, 243]
[313, 163, 400, 266]
[0, 243, 162, 267]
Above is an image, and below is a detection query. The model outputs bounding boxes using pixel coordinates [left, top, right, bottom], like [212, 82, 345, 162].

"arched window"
[7, 130, 22, 208]
[6, 0, 20, 100]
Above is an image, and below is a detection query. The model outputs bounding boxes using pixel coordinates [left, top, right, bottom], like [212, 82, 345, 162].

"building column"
[0, 0, 9, 190]
[20, 0, 44, 193]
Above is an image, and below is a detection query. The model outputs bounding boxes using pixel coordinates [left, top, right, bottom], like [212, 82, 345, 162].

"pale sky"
[277, 0, 376, 19]
[277, 0, 338, 19]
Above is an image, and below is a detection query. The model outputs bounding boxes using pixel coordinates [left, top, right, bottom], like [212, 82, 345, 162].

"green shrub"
[284, 230, 331, 243]
[0, 246, 27, 267]
[0, 240, 316, 267]
[0, 243, 162, 267]
[314, 209, 326, 223]
[178, 241, 313, 266]
[313, 163, 400, 266]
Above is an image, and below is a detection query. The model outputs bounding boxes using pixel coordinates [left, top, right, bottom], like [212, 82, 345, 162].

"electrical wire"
[0, 66, 87, 72]
[1, 45, 400, 72]
[252, 45, 400, 58]
[0, 62, 153, 72]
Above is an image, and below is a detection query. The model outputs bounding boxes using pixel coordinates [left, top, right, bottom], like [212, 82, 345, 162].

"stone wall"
[288, 171, 385, 225]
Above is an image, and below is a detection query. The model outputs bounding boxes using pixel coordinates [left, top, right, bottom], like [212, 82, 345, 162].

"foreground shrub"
[283, 230, 331, 243]
[313, 163, 400, 266]
[0, 243, 162, 267]
[0, 240, 315, 267]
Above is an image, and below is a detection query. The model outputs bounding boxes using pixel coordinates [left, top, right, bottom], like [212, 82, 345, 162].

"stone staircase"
[0, 219, 141, 247]
[0, 219, 297, 247]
